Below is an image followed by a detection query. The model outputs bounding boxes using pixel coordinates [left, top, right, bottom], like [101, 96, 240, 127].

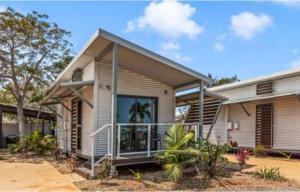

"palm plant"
[156, 124, 197, 181]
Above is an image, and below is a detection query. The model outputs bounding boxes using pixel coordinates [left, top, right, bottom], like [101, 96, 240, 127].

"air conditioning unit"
[226, 122, 233, 130]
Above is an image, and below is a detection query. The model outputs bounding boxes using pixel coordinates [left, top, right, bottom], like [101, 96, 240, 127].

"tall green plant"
[156, 124, 197, 181]
[194, 140, 229, 178]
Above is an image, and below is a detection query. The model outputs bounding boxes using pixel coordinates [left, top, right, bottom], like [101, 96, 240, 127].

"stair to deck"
[74, 167, 92, 180]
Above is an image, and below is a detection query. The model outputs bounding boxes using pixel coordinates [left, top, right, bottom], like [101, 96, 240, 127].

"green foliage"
[253, 145, 265, 157]
[156, 124, 197, 181]
[279, 152, 293, 160]
[9, 131, 57, 154]
[129, 169, 143, 182]
[0, 153, 3, 160]
[253, 167, 286, 181]
[208, 73, 240, 87]
[194, 140, 229, 178]
[0, 7, 73, 135]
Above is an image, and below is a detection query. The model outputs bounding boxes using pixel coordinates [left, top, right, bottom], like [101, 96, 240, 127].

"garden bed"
[1, 149, 300, 191]
[75, 164, 300, 191]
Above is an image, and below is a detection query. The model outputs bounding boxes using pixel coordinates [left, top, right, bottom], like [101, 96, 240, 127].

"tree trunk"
[16, 101, 25, 137]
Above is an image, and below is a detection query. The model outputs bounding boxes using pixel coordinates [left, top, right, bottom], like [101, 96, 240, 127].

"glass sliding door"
[117, 95, 157, 153]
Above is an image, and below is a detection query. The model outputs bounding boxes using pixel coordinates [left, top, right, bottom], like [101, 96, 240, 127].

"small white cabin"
[42, 29, 213, 177]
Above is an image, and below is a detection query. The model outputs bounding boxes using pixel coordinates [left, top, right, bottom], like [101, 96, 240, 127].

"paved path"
[0, 161, 80, 191]
[226, 154, 300, 181]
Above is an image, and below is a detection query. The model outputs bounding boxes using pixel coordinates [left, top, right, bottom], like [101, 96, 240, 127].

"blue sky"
[1, 1, 300, 80]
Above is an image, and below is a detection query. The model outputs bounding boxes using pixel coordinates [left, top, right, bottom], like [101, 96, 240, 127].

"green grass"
[253, 167, 286, 181]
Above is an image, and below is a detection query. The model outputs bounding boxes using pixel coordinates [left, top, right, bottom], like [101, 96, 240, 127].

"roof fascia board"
[98, 28, 213, 85]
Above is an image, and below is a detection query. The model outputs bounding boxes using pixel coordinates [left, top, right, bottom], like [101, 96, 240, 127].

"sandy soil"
[226, 154, 300, 181]
[0, 150, 80, 192]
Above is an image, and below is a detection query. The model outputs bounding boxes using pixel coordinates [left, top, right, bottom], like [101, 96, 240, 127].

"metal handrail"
[90, 123, 111, 177]
[91, 123, 112, 137]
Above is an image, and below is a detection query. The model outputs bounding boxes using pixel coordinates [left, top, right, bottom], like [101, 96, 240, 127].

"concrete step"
[74, 167, 91, 180]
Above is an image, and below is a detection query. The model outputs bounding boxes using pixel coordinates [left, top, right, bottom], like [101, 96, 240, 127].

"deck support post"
[110, 43, 118, 176]
[198, 80, 204, 140]
[117, 125, 121, 158]
[147, 124, 151, 157]
[0, 109, 2, 148]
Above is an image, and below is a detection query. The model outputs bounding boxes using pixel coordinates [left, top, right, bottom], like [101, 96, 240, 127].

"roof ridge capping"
[208, 67, 300, 92]
[98, 28, 213, 85]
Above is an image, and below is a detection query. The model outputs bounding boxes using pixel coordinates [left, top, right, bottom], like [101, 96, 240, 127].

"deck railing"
[90, 123, 199, 177]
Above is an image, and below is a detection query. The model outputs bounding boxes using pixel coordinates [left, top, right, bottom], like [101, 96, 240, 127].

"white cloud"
[126, 0, 203, 39]
[273, 0, 300, 7]
[0, 6, 7, 12]
[213, 42, 224, 51]
[159, 40, 192, 63]
[292, 48, 299, 55]
[160, 41, 180, 51]
[290, 59, 300, 68]
[230, 12, 272, 40]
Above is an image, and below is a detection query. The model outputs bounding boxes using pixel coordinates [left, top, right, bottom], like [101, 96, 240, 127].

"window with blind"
[256, 81, 273, 95]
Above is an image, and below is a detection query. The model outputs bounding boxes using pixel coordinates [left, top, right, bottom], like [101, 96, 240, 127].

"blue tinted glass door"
[117, 95, 157, 152]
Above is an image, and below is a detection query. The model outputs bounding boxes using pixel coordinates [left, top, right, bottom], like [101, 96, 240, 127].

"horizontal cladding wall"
[96, 62, 174, 156]
[227, 102, 256, 148]
[213, 96, 300, 150]
[213, 74, 300, 103]
[80, 86, 94, 156]
[203, 107, 226, 144]
[273, 96, 300, 150]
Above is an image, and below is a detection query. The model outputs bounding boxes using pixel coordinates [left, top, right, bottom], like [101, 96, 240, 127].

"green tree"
[208, 73, 239, 87]
[0, 7, 72, 136]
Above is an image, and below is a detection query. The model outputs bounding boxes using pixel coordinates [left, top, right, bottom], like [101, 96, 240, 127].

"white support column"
[117, 125, 121, 158]
[224, 105, 229, 144]
[198, 80, 204, 139]
[110, 43, 118, 176]
[91, 59, 98, 178]
[147, 124, 151, 157]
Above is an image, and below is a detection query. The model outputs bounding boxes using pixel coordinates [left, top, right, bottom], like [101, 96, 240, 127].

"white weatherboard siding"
[211, 96, 300, 150]
[96, 62, 174, 156]
[272, 96, 300, 150]
[82, 60, 94, 81]
[204, 107, 226, 144]
[275, 75, 300, 94]
[80, 86, 94, 156]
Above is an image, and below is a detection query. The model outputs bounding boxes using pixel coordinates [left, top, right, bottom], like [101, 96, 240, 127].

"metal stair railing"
[90, 124, 111, 177]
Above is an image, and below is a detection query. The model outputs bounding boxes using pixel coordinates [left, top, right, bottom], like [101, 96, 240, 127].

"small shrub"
[156, 124, 196, 181]
[9, 131, 57, 155]
[253, 167, 286, 181]
[0, 153, 3, 160]
[129, 169, 143, 182]
[279, 152, 293, 160]
[253, 145, 265, 157]
[235, 149, 251, 171]
[230, 140, 238, 147]
[194, 140, 229, 178]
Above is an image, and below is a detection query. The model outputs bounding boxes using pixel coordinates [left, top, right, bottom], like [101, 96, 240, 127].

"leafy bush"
[253, 145, 265, 157]
[9, 131, 57, 155]
[156, 124, 196, 181]
[129, 169, 143, 182]
[235, 149, 251, 171]
[194, 140, 229, 178]
[253, 167, 286, 181]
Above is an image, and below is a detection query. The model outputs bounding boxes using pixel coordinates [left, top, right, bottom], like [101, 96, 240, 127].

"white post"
[108, 126, 111, 154]
[117, 125, 121, 158]
[147, 124, 151, 157]
[198, 80, 204, 139]
[110, 43, 118, 176]
[91, 136, 95, 177]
